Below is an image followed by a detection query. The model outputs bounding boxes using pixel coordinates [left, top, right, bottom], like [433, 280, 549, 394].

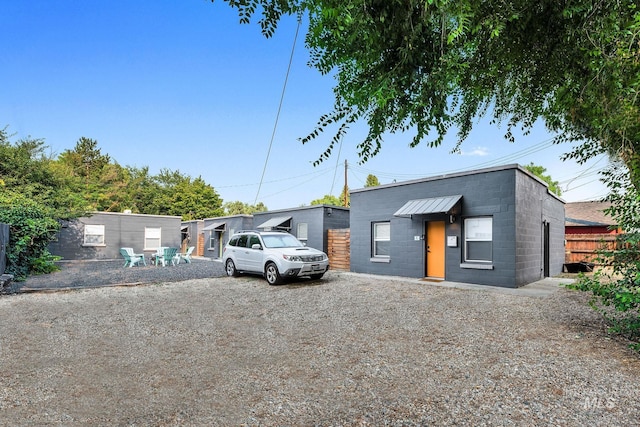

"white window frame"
[464, 217, 493, 262]
[297, 223, 308, 243]
[372, 222, 391, 258]
[145, 227, 161, 251]
[83, 224, 105, 246]
[208, 231, 216, 250]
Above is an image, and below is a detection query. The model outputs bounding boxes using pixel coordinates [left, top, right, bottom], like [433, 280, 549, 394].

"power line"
[348, 137, 612, 197]
[254, 17, 302, 204]
[216, 166, 334, 189]
[350, 137, 556, 180]
[329, 134, 344, 195]
[259, 167, 335, 200]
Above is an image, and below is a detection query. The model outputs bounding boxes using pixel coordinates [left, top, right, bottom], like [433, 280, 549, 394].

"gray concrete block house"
[200, 206, 350, 260]
[349, 164, 565, 288]
[202, 214, 253, 259]
[252, 205, 350, 254]
[49, 211, 182, 261]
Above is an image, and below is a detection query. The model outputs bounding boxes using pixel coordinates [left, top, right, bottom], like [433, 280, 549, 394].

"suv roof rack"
[260, 229, 289, 233]
[233, 229, 289, 234]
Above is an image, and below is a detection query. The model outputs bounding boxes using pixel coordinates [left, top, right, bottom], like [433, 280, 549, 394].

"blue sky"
[2, 0, 609, 210]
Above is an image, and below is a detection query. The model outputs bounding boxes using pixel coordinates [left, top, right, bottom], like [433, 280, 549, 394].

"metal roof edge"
[350, 164, 522, 194]
[87, 211, 183, 219]
[202, 214, 253, 221]
[252, 205, 349, 215]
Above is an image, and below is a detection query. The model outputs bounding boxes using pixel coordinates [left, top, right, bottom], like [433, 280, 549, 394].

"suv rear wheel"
[264, 262, 282, 285]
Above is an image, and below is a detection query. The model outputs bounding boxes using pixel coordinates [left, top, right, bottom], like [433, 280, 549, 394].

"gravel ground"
[8, 258, 227, 293]
[1, 264, 639, 426]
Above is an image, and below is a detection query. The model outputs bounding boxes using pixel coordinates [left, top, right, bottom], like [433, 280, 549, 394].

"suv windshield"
[261, 234, 305, 248]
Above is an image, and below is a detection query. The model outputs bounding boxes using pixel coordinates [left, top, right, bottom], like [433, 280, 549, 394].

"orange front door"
[426, 221, 445, 278]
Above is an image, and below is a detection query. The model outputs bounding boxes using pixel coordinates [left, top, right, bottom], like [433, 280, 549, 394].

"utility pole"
[343, 159, 349, 207]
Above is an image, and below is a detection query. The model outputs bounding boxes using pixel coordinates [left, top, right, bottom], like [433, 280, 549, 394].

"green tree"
[523, 163, 562, 196]
[0, 127, 82, 219]
[223, 201, 268, 215]
[172, 176, 224, 220]
[364, 174, 380, 188]
[56, 137, 112, 211]
[118, 166, 161, 213]
[149, 169, 224, 219]
[57, 137, 110, 184]
[217, 0, 639, 172]
[310, 194, 341, 206]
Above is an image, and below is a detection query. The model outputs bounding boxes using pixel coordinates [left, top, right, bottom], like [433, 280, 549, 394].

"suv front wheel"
[225, 259, 238, 277]
[264, 262, 282, 285]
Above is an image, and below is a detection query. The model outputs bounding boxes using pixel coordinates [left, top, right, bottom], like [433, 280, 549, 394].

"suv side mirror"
[251, 243, 262, 250]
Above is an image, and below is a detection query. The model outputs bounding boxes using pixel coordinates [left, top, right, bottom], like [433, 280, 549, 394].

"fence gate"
[327, 228, 350, 271]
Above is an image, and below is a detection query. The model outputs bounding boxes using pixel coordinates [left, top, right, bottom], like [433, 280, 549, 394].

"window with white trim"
[145, 227, 161, 250]
[83, 224, 105, 246]
[209, 231, 215, 249]
[464, 217, 493, 262]
[297, 223, 308, 243]
[372, 222, 390, 257]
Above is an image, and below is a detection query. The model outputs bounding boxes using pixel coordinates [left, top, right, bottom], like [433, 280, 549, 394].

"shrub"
[0, 190, 60, 280]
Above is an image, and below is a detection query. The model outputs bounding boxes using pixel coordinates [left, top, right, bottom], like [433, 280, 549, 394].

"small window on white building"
[83, 224, 105, 246]
[372, 222, 390, 258]
[145, 227, 161, 250]
[297, 223, 308, 243]
[464, 217, 493, 262]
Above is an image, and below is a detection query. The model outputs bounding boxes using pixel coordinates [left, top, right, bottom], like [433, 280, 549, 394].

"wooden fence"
[327, 228, 350, 271]
[565, 233, 618, 264]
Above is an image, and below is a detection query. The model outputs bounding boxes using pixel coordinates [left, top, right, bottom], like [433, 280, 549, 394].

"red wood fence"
[565, 233, 617, 264]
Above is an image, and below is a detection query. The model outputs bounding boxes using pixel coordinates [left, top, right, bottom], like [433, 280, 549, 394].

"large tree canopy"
[217, 0, 639, 175]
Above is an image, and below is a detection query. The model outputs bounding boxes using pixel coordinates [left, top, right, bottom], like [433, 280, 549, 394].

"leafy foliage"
[223, 201, 269, 215]
[310, 194, 341, 206]
[364, 174, 380, 187]
[0, 128, 82, 219]
[0, 190, 60, 280]
[216, 0, 639, 170]
[52, 139, 225, 219]
[523, 163, 562, 196]
[565, 161, 640, 349]
[146, 169, 224, 219]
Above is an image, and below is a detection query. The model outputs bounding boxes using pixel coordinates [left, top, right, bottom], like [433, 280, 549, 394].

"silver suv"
[222, 230, 329, 285]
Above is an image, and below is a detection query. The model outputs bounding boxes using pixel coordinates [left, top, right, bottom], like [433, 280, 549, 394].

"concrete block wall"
[350, 165, 559, 288]
[49, 212, 182, 261]
[514, 170, 565, 285]
[253, 205, 350, 254]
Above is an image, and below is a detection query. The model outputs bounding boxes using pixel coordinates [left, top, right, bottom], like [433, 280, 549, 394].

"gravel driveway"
[1, 263, 639, 426]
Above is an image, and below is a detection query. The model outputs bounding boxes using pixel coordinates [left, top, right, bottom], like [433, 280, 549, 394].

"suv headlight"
[283, 254, 303, 262]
